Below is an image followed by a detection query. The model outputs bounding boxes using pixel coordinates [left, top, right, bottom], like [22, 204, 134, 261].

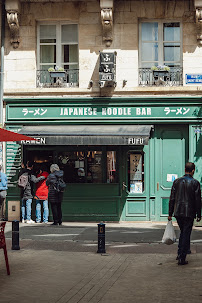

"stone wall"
[3, 0, 202, 91]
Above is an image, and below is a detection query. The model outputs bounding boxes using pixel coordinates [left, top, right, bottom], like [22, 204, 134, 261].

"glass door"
[120, 146, 150, 221]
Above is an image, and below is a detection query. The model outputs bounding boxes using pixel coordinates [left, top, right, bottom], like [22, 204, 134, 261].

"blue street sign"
[185, 74, 202, 84]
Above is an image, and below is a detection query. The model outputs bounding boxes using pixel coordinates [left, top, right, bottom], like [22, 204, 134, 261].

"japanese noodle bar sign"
[7, 105, 201, 120]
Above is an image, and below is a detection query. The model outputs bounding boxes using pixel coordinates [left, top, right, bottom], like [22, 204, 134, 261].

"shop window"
[128, 152, 144, 193]
[58, 150, 117, 184]
[107, 151, 116, 183]
[139, 21, 182, 68]
[86, 151, 102, 183]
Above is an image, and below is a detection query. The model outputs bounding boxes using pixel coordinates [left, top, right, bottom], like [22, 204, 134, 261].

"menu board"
[130, 153, 142, 181]
[6, 141, 22, 188]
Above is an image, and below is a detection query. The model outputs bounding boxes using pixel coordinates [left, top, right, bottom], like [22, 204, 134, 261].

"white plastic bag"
[162, 221, 176, 245]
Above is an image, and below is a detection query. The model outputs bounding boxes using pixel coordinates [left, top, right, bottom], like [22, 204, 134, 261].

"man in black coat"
[46, 164, 64, 225]
[168, 162, 201, 265]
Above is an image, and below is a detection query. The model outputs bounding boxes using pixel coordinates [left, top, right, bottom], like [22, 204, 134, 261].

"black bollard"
[97, 223, 106, 253]
[12, 220, 20, 250]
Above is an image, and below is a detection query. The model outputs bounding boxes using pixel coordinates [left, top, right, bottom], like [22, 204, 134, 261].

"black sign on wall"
[99, 52, 116, 87]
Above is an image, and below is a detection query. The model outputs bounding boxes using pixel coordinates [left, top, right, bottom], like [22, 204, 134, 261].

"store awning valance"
[19, 125, 153, 145]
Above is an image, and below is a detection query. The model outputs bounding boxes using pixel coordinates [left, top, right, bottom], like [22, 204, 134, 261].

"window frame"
[37, 21, 79, 71]
[139, 19, 183, 68]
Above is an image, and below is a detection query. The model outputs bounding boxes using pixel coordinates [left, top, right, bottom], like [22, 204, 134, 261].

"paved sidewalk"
[0, 222, 202, 303]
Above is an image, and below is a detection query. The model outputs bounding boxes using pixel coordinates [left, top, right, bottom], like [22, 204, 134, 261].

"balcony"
[139, 67, 183, 87]
[36, 69, 79, 88]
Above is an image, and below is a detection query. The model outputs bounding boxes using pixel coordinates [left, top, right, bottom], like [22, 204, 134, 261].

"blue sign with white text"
[185, 74, 202, 84]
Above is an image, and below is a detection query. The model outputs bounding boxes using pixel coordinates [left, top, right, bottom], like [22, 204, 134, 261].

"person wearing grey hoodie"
[46, 164, 64, 225]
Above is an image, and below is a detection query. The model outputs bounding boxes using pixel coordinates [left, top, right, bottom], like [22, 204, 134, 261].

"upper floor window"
[37, 22, 79, 87]
[139, 21, 183, 86]
[139, 21, 182, 68]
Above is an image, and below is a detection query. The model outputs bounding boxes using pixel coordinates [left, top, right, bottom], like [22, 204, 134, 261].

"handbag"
[162, 221, 176, 245]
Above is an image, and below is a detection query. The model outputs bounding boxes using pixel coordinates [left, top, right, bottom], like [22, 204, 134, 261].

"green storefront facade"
[5, 97, 202, 222]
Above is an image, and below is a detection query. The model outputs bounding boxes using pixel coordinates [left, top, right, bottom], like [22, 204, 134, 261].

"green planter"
[49, 71, 66, 78]
[153, 70, 169, 77]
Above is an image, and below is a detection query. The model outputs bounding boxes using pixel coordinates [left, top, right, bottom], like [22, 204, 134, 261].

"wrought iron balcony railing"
[36, 69, 79, 88]
[139, 67, 183, 86]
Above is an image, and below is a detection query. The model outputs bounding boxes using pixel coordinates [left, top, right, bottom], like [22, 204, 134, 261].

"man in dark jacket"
[19, 161, 45, 224]
[168, 162, 201, 265]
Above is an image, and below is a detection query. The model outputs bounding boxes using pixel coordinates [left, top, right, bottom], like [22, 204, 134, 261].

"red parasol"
[0, 128, 36, 142]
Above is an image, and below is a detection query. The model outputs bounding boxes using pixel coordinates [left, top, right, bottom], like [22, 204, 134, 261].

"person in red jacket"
[35, 164, 49, 223]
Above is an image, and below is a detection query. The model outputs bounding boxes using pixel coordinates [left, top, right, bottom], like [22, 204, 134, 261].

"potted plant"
[48, 66, 66, 78]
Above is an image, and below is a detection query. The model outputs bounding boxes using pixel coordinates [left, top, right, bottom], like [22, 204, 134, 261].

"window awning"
[19, 125, 153, 145]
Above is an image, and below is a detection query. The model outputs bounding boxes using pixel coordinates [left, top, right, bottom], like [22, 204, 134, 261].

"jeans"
[176, 216, 194, 260]
[36, 200, 49, 223]
[21, 198, 32, 221]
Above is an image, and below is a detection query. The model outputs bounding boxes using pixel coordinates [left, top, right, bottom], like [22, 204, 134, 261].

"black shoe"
[178, 259, 188, 265]
[176, 255, 180, 260]
[51, 222, 58, 225]
[58, 222, 62, 226]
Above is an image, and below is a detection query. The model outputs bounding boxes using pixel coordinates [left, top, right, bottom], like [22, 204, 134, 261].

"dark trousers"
[51, 202, 62, 224]
[176, 217, 194, 260]
[0, 197, 5, 220]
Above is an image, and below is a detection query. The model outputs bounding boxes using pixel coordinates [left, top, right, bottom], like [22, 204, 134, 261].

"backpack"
[18, 173, 29, 189]
[54, 177, 66, 193]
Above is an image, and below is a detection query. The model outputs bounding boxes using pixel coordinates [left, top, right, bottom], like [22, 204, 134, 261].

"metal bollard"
[12, 220, 20, 250]
[97, 223, 106, 253]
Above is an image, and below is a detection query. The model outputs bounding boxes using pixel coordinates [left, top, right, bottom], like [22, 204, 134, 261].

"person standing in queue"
[35, 164, 49, 224]
[46, 164, 64, 225]
[19, 161, 45, 224]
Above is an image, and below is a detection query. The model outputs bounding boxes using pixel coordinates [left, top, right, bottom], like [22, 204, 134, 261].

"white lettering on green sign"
[102, 108, 132, 115]
[60, 107, 98, 116]
[59, 107, 152, 116]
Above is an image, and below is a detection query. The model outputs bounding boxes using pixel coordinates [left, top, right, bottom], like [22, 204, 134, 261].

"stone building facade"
[1, 0, 202, 222]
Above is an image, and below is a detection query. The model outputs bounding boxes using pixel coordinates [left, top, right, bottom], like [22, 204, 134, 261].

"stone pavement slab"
[1, 249, 202, 303]
[1, 222, 202, 303]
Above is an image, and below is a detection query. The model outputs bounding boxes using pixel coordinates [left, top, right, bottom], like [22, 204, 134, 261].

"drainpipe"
[0, 0, 5, 128]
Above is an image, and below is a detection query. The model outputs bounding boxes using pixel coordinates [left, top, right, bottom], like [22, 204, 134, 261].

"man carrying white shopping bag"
[168, 162, 201, 265]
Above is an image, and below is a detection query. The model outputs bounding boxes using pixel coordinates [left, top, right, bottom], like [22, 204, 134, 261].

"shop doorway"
[154, 125, 188, 221]
[120, 145, 150, 221]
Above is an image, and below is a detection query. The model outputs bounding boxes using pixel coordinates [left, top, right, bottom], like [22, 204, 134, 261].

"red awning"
[0, 128, 36, 142]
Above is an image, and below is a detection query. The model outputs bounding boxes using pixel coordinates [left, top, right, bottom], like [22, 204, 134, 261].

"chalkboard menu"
[6, 136, 22, 190]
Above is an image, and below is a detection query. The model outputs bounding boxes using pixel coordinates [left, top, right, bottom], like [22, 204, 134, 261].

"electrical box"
[8, 200, 20, 222]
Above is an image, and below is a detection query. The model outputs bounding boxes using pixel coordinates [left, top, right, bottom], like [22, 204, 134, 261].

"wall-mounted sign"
[167, 174, 178, 182]
[7, 105, 200, 121]
[130, 182, 143, 193]
[99, 52, 116, 87]
[185, 74, 202, 84]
